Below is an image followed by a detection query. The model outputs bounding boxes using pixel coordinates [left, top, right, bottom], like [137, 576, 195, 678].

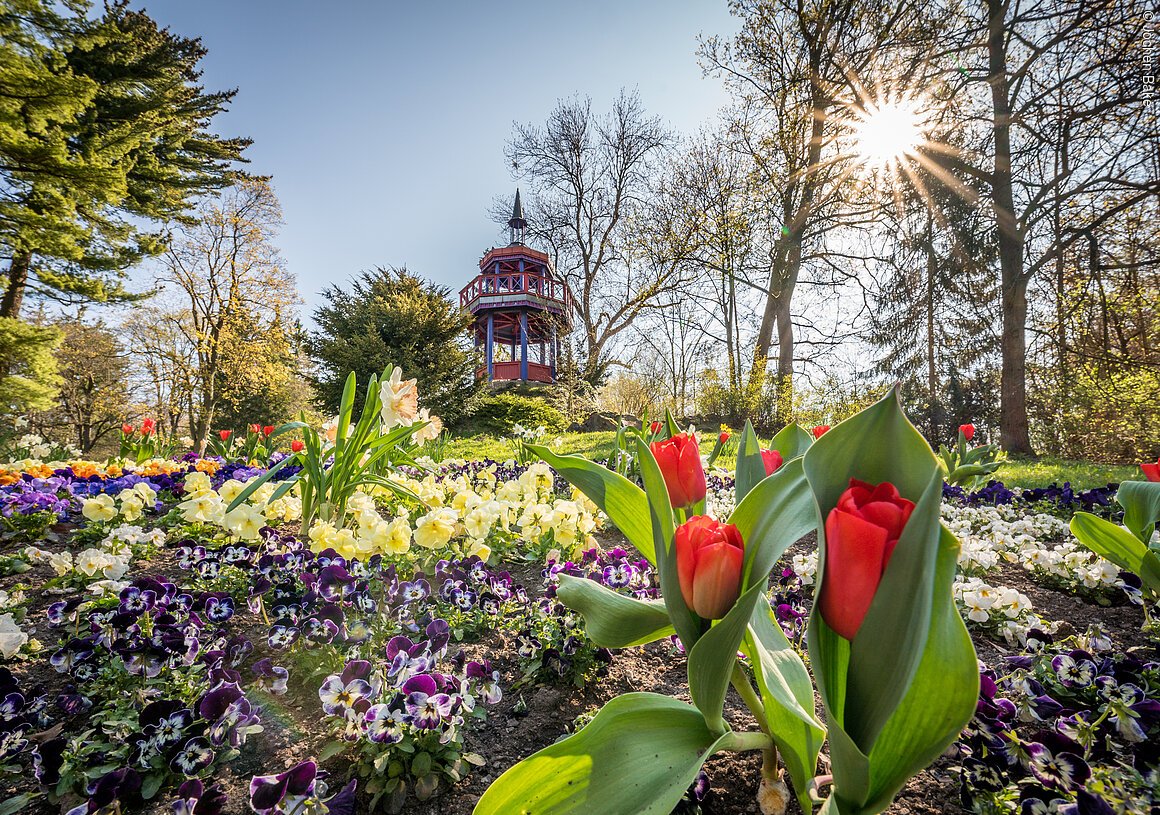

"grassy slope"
[442, 431, 1142, 491]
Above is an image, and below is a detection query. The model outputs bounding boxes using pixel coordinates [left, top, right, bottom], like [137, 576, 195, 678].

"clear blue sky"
[137, 0, 739, 312]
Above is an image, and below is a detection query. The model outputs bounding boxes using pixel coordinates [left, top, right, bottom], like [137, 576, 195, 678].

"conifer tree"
[310, 268, 483, 426]
[0, 0, 250, 319]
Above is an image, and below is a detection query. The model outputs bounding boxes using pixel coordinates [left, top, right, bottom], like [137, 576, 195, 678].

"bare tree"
[926, 0, 1156, 453]
[156, 180, 298, 449]
[506, 90, 675, 384]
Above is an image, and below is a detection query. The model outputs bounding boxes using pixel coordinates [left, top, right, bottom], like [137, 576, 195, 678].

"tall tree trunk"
[925, 216, 939, 441]
[987, 0, 1035, 455]
[749, 74, 827, 412]
[1, 252, 32, 320]
[774, 290, 795, 423]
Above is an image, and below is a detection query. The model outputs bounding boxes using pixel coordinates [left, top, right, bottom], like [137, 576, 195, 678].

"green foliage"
[213, 313, 310, 430]
[229, 366, 422, 533]
[474, 693, 742, 815]
[310, 267, 482, 425]
[938, 426, 1006, 490]
[804, 390, 978, 815]
[0, 0, 249, 317]
[470, 392, 567, 435]
[1071, 481, 1160, 601]
[0, 317, 61, 413]
[43, 316, 130, 453]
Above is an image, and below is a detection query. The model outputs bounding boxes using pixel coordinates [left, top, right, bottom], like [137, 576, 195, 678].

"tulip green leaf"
[744, 595, 826, 812]
[735, 420, 767, 503]
[556, 574, 674, 648]
[688, 459, 815, 733]
[473, 693, 734, 815]
[1117, 480, 1160, 545]
[635, 438, 700, 649]
[845, 470, 946, 750]
[768, 423, 814, 462]
[802, 387, 939, 516]
[1070, 511, 1160, 597]
[812, 527, 978, 815]
[730, 457, 815, 587]
[803, 387, 977, 813]
[529, 445, 655, 566]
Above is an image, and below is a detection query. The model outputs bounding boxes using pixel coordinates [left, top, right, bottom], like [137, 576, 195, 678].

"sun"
[850, 101, 923, 167]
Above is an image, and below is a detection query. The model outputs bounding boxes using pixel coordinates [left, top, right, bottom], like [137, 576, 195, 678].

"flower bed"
[0, 430, 1156, 815]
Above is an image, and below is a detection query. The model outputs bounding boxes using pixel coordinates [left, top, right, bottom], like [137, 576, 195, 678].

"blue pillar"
[550, 323, 557, 380]
[485, 314, 494, 380]
[520, 311, 529, 381]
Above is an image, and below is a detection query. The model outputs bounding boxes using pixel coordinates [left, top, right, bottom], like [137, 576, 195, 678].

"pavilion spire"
[508, 188, 527, 245]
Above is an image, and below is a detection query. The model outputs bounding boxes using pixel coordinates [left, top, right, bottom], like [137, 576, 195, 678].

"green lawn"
[442, 432, 1141, 491]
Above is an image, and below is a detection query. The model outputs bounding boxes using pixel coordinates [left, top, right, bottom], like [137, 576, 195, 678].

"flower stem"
[721, 729, 773, 753]
[731, 663, 780, 781]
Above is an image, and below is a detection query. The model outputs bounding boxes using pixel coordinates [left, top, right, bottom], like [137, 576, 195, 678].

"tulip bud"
[718, 431, 730, 445]
[959, 423, 975, 442]
[760, 449, 783, 477]
[649, 433, 706, 509]
[291, 440, 305, 453]
[1143, 459, 1160, 483]
[812, 425, 830, 439]
[820, 479, 915, 641]
[122, 423, 134, 435]
[263, 425, 275, 437]
[649, 421, 662, 435]
[249, 423, 261, 434]
[219, 430, 232, 441]
[675, 516, 744, 620]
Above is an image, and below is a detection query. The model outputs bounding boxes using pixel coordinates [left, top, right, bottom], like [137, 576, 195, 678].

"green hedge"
[471, 392, 568, 435]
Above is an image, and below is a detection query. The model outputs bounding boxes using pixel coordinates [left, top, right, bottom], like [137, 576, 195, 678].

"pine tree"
[0, 0, 250, 319]
[865, 167, 997, 442]
[310, 268, 484, 425]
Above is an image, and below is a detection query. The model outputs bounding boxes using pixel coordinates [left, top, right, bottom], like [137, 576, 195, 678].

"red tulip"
[718, 431, 730, 445]
[760, 449, 783, 477]
[141, 417, 155, 436]
[649, 433, 706, 509]
[249, 423, 262, 434]
[820, 479, 916, 641]
[291, 439, 305, 453]
[649, 421, 662, 435]
[263, 425, 275, 437]
[1143, 459, 1160, 483]
[122, 423, 134, 435]
[218, 430, 232, 441]
[813, 425, 830, 439]
[675, 515, 745, 620]
[959, 423, 975, 442]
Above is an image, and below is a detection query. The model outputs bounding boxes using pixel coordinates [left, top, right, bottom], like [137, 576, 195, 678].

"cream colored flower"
[414, 507, 458, 549]
[82, 494, 118, 523]
[0, 614, 28, 658]
[184, 471, 212, 494]
[463, 539, 491, 562]
[217, 479, 247, 505]
[380, 368, 419, 429]
[48, 551, 74, 576]
[116, 488, 145, 523]
[178, 491, 226, 525]
[377, 517, 413, 554]
[225, 504, 266, 541]
[411, 408, 443, 444]
[322, 416, 340, 444]
[75, 549, 111, 577]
